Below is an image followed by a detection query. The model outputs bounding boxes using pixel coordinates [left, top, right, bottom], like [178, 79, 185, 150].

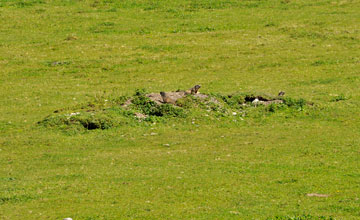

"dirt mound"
[38, 87, 310, 132]
[146, 91, 211, 104]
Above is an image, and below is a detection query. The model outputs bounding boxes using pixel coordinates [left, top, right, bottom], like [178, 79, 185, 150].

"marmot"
[185, 85, 201, 95]
[278, 91, 285, 97]
[160, 91, 176, 104]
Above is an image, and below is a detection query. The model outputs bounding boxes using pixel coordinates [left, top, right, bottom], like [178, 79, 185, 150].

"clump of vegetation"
[266, 214, 335, 220]
[38, 89, 312, 132]
[176, 95, 205, 108]
[131, 89, 186, 117]
[38, 89, 188, 131]
[330, 94, 348, 102]
[282, 97, 307, 110]
[130, 89, 159, 115]
[217, 93, 246, 108]
[38, 111, 125, 132]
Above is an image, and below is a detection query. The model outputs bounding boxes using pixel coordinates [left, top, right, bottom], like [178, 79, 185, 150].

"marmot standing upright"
[278, 91, 285, 97]
[184, 85, 201, 95]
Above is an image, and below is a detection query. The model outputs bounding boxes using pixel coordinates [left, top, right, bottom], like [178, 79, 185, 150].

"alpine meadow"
[0, 0, 360, 219]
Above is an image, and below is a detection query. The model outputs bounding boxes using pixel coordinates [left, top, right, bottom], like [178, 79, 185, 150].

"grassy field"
[1, 0, 360, 219]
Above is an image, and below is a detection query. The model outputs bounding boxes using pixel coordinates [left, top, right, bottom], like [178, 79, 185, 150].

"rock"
[134, 112, 147, 119]
[306, 193, 330, 198]
[121, 99, 133, 107]
[146, 93, 163, 104]
[263, 100, 284, 105]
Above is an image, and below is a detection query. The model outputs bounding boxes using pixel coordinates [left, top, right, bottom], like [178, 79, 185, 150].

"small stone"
[306, 193, 330, 198]
[229, 211, 240, 215]
[135, 112, 147, 119]
[163, 144, 170, 147]
[63, 218, 73, 220]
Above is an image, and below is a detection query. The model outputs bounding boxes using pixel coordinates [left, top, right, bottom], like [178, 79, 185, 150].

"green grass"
[1, 0, 360, 219]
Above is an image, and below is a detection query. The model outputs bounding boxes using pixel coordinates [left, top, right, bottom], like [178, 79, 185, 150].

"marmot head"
[160, 91, 166, 97]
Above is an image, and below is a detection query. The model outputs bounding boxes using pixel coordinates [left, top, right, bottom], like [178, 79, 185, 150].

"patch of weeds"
[282, 97, 307, 110]
[89, 22, 117, 34]
[188, 1, 233, 10]
[143, 4, 158, 11]
[177, 95, 227, 116]
[311, 60, 340, 66]
[69, 112, 120, 130]
[137, 27, 151, 35]
[0, 195, 36, 204]
[46, 61, 71, 67]
[311, 78, 337, 85]
[195, 26, 216, 32]
[106, 7, 117, 12]
[99, 21, 115, 26]
[275, 178, 298, 184]
[152, 104, 185, 117]
[131, 89, 185, 117]
[266, 103, 282, 113]
[330, 94, 348, 102]
[176, 95, 203, 109]
[139, 44, 185, 53]
[257, 62, 282, 68]
[218, 93, 246, 108]
[38, 111, 124, 131]
[35, 8, 46, 13]
[279, 27, 328, 40]
[280, 0, 290, 4]
[132, 57, 159, 65]
[265, 22, 276, 27]
[11, 0, 45, 8]
[264, 102, 301, 114]
[111, 95, 130, 105]
[39, 89, 313, 132]
[266, 214, 335, 220]
[0, 121, 16, 131]
[0, 177, 16, 181]
[290, 30, 328, 40]
[143, 115, 166, 123]
[131, 89, 158, 115]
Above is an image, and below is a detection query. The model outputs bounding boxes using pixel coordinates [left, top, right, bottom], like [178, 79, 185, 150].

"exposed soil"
[146, 91, 209, 104]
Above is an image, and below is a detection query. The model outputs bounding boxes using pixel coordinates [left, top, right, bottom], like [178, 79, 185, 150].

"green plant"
[267, 214, 336, 220]
[330, 94, 348, 102]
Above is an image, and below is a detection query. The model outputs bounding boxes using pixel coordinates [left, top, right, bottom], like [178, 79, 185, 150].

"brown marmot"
[160, 91, 176, 104]
[184, 85, 201, 95]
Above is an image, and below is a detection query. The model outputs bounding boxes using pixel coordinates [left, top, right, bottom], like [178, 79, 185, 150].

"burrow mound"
[38, 88, 310, 131]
